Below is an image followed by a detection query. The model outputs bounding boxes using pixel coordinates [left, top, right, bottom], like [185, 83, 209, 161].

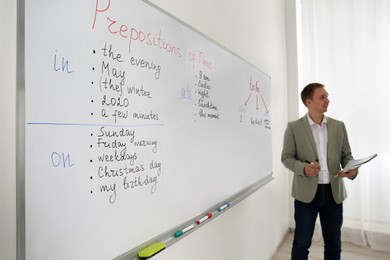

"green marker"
[174, 230, 184, 237]
[174, 224, 195, 238]
[138, 242, 166, 259]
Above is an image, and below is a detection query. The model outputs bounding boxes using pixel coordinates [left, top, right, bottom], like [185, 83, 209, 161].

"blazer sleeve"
[281, 122, 306, 176]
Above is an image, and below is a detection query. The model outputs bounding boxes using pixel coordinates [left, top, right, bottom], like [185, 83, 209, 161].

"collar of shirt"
[307, 114, 328, 127]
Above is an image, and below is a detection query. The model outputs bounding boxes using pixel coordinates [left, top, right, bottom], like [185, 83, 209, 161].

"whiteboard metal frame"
[144, 0, 271, 80]
[114, 174, 273, 260]
[16, 0, 273, 259]
[16, 0, 26, 259]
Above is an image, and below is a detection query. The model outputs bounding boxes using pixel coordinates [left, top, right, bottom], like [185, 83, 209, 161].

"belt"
[317, 183, 330, 188]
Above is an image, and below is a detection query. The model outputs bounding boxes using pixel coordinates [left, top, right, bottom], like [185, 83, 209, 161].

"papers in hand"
[343, 153, 378, 172]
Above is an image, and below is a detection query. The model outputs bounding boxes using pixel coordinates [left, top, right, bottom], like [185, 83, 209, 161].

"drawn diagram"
[240, 76, 271, 129]
[244, 76, 269, 114]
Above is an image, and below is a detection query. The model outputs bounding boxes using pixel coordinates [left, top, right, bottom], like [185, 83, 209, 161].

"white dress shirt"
[307, 114, 330, 184]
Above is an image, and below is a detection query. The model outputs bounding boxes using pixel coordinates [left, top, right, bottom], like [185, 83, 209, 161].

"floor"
[272, 232, 390, 260]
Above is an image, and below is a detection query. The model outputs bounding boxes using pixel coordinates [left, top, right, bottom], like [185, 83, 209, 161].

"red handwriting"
[249, 76, 260, 92]
[189, 50, 213, 70]
[244, 77, 269, 113]
[92, 0, 181, 58]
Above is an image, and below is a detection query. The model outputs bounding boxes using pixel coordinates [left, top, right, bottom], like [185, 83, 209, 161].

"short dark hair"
[301, 82, 325, 106]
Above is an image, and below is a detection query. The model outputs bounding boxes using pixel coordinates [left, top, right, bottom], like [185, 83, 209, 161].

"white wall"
[148, 1, 291, 259]
[0, 0, 17, 259]
[284, 0, 301, 229]
[0, 0, 293, 259]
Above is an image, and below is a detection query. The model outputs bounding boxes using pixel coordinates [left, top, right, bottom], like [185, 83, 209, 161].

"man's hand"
[304, 161, 321, 177]
[336, 168, 359, 179]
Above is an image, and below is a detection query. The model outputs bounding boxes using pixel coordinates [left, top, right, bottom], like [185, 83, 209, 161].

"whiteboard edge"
[143, 0, 272, 79]
[16, 0, 26, 259]
[114, 173, 274, 260]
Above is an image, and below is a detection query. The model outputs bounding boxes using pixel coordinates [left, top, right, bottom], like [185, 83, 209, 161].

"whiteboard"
[22, 0, 272, 259]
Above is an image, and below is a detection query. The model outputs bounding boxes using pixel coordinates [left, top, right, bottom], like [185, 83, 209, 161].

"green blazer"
[281, 115, 354, 204]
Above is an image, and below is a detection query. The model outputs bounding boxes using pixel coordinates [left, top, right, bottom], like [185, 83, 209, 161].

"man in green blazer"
[281, 83, 358, 260]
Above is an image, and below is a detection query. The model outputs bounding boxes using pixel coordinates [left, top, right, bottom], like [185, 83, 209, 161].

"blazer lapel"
[326, 117, 334, 157]
[301, 115, 318, 158]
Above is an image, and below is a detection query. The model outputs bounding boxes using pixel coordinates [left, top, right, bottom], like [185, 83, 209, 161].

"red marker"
[196, 213, 213, 225]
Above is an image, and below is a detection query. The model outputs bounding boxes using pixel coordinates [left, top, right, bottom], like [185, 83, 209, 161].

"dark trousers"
[291, 184, 343, 260]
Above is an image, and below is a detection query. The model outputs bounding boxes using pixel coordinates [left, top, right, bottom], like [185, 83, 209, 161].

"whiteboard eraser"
[138, 242, 166, 259]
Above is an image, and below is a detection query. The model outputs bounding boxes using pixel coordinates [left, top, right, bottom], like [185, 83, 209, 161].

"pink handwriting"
[92, 0, 181, 58]
[189, 50, 213, 70]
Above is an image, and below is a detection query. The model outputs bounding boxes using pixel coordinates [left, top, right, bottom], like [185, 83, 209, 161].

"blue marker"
[218, 202, 230, 212]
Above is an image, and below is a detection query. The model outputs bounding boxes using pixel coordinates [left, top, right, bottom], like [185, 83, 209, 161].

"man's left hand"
[337, 168, 359, 179]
